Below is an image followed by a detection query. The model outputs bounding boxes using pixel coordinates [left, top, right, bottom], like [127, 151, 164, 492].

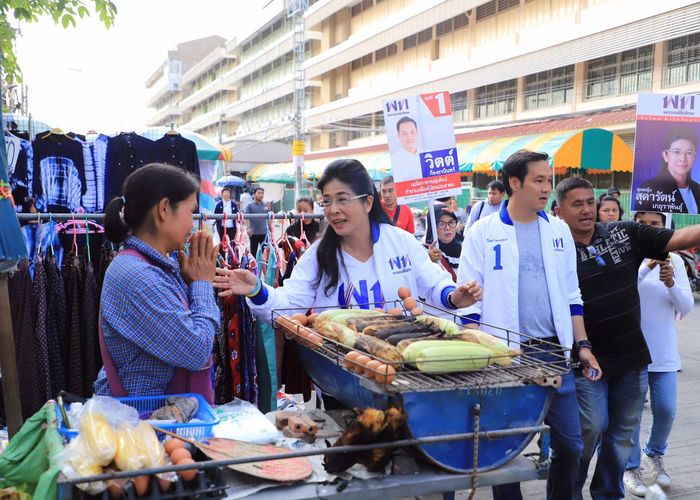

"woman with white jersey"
[623, 211, 694, 497]
[212, 158, 481, 318]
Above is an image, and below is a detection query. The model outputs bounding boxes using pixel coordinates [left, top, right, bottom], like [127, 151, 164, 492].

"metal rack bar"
[60, 424, 549, 485]
[16, 212, 325, 221]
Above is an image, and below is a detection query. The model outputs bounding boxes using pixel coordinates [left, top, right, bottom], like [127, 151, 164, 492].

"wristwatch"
[575, 339, 593, 354]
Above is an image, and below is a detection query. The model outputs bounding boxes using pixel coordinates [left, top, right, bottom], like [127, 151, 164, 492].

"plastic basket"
[56, 393, 218, 442]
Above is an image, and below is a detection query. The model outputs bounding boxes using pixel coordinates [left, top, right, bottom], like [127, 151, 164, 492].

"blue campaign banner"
[420, 148, 459, 178]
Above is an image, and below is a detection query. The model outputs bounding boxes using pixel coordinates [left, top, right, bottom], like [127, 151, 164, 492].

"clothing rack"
[16, 212, 325, 221]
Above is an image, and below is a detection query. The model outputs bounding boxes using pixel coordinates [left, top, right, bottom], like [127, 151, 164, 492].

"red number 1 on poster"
[421, 91, 452, 117]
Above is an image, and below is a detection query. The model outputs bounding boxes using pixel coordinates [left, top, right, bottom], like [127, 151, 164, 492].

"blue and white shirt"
[38, 156, 83, 212]
[78, 134, 108, 212]
[94, 236, 220, 396]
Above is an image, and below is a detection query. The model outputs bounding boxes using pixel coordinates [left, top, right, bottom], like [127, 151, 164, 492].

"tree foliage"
[0, 0, 117, 83]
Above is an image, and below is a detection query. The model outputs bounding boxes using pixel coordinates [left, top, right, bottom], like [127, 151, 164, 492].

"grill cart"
[272, 302, 569, 474]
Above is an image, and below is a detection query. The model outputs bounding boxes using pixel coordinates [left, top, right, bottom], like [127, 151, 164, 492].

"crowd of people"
[93, 149, 696, 500]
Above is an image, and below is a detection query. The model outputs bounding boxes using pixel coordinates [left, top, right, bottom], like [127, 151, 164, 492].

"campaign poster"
[631, 92, 700, 214]
[382, 91, 462, 204]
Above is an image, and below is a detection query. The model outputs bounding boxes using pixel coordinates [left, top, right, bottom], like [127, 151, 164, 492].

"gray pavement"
[463, 297, 700, 500]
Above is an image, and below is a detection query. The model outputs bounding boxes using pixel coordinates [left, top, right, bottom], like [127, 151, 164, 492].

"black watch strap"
[575, 339, 593, 353]
[447, 292, 457, 309]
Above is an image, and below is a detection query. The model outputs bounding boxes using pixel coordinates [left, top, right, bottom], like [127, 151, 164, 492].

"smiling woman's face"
[663, 138, 696, 184]
[322, 180, 372, 238]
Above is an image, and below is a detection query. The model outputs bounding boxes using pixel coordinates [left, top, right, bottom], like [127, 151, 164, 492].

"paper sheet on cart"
[382, 91, 462, 205]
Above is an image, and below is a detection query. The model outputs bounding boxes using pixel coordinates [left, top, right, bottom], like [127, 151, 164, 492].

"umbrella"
[140, 127, 232, 161]
[215, 175, 247, 187]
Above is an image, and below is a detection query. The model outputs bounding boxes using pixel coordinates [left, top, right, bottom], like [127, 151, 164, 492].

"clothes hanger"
[48, 213, 55, 257]
[71, 213, 79, 255]
[166, 123, 179, 136]
[40, 127, 66, 139]
[299, 212, 310, 248]
[84, 212, 91, 263]
[55, 218, 104, 234]
[35, 212, 43, 258]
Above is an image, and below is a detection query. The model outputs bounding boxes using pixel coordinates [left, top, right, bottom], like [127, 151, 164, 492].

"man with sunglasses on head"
[458, 150, 601, 500]
[555, 177, 700, 500]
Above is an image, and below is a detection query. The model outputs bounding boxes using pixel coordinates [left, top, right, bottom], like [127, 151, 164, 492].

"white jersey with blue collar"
[247, 222, 456, 322]
[457, 201, 583, 352]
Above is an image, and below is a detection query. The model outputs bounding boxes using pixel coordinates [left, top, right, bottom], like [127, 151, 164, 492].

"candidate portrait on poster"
[631, 93, 700, 214]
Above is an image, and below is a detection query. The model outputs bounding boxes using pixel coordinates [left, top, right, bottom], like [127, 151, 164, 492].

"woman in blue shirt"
[94, 163, 219, 401]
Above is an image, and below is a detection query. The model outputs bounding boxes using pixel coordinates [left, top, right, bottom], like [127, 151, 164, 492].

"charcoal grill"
[272, 302, 569, 473]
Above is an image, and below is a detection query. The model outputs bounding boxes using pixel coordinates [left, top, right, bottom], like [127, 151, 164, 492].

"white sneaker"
[623, 468, 648, 497]
[644, 454, 672, 488]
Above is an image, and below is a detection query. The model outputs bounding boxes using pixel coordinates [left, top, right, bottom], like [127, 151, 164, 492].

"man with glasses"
[458, 150, 601, 500]
[555, 176, 700, 500]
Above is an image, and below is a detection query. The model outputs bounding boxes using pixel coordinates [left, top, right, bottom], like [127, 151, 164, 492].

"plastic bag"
[78, 397, 140, 466]
[212, 399, 280, 444]
[114, 424, 146, 471]
[55, 436, 107, 495]
[134, 421, 167, 469]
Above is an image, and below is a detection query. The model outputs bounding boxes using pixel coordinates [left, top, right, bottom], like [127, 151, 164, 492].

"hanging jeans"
[626, 371, 677, 469]
[574, 368, 648, 500]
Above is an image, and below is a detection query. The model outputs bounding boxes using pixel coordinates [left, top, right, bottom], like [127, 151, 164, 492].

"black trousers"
[217, 226, 236, 243]
[250, 234, 266, 257]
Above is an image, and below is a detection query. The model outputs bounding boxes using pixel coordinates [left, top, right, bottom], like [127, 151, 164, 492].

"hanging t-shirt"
[78, 134, 108, 213]
[6, 133, 33, 209]
[104, 132, 155, 203]
[32, 133, 86, 212]
[337, 252, 384, 309]
[153, 134, 200, 178]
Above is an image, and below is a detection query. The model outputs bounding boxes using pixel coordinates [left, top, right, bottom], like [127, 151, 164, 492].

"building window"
[403, 34, 417, 50]
[417, 27, 432, 45]
[375, 43, 397, 61]
[436, 18, 453, 38]
[452, 90, 468, 123]
[476, 1, 496, 20]
[524, 65, 574, 110]
[665, 33, 700, 87]
[474, 79, 516, 118]
[586, 45, 653, 99]
[404, 28, 432, 50]
[497, 0, 519, 12]
[351, 0, 374, 16]
[351, 53, 373, 70]
[453, 13, 469, 31]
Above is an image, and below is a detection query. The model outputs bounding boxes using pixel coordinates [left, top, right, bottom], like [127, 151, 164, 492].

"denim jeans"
[493, 339, 583, 500]
[574, 368, 648, 500]
[627, 371, 677, 469]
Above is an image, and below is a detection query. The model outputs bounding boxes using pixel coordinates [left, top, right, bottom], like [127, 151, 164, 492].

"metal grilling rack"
[271, 300, 570, 394]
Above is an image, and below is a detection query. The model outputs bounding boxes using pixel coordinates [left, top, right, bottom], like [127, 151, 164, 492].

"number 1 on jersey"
[493, 244, 503, 270]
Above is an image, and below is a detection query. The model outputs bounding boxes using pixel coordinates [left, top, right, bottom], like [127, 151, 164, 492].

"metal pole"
[62, 424, 550, 484]
[287, 0, 308, 199]
[16, 212, 325, 222]
[0, 275, 23, 436]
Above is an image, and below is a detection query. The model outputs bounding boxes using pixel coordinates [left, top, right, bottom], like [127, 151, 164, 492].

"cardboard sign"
[382, 91, 462, 204]
[631, 92, 700, 214]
